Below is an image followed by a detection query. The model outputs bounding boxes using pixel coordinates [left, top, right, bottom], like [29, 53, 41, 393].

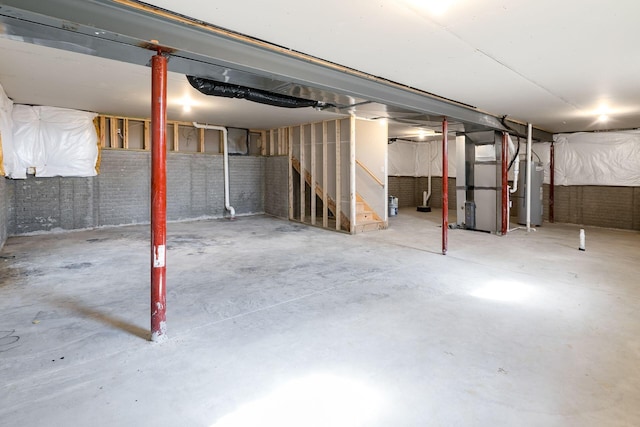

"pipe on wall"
[442, 117, 448, 255]
[151, 52, 167, 342]
[425, 141, 433, 205]
[192, 122, 236, 219]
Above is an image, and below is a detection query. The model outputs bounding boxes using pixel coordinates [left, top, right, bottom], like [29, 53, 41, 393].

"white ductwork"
[192, 122, 236, 219]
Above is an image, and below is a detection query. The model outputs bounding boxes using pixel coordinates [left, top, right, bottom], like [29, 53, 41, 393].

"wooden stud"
[109, 118, 118, 148]
[281, 128, 287, 156]
[300, 124, 306, 223]
[269, 129, 275, 156]
[322, 121, 328, 228]
[349, 114, 356, 234]
[199, 128, 205, 153]
[144, 120, 150, 150]
[99, 116, 106, 148]
[122, 118, 129, 149]
[261, 130, 267, 156]
[173, 123, 179, 152]
[288, 126, 294, 220]
[310, 123, 316, 225]
[335, 119, 341, 231]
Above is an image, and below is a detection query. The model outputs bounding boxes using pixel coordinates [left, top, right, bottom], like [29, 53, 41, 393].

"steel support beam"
[150, 52, 167, 342]
[0, 0, 515, 133]
[442, 117, 448, 255]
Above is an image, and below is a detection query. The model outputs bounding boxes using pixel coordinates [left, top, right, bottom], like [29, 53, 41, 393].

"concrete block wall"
[5, 150, 266, 235]
[0, 177, 7, 249]
[98, 150, 149, 226]
[8, 176, 97, 234]
[544, 185, 640, 230]
[229, 156, 266, 215]
[388, 176, 457, 210]
[264, 156, 289, 219]
[388, 176, 415, 208]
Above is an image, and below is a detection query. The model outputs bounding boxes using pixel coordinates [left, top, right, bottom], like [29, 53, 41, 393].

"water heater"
[516, 160, 544, 226]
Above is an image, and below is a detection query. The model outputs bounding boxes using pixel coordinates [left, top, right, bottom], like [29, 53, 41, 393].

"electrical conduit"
[192, 122, 236, 219]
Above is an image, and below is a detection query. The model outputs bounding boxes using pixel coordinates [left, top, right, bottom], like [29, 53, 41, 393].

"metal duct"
[187, 76, 330, 109]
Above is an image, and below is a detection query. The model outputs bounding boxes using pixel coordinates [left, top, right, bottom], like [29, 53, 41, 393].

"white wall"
[355, 119, 387, 220]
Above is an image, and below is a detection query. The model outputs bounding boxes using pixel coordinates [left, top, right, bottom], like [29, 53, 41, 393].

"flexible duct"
[192, 122, 235, 219]
[187, 76, 330, 109]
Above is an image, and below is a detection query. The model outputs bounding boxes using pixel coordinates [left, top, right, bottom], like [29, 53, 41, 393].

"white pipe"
[192, 122, 236, 219]
[526, 123, 532, 232]
[510, 152, 520, 194]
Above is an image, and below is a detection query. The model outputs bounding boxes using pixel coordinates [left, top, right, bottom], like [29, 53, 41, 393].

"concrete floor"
[1, 209, 640, 426]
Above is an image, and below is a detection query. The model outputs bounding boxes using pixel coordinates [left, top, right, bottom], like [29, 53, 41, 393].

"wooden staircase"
[355, 194, 387, 233]
[292, 157, 386, 233]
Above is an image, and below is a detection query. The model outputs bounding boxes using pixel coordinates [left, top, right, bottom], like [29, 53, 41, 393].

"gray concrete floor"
[1, 209, 640, 426]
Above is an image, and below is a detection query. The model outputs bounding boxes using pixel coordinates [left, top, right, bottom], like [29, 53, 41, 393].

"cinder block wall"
[388, 176, 415, 208]
[544, 185, 640, 230]
[5, 150, 265, 235]
[391, 176, 640, 230]
[264, 156, 288, 219]
[388, 176, 457, 210]
[0, 177, 7, 249]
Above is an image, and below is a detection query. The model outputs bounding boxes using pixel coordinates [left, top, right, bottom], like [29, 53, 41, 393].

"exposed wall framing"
[97, 114, 266, 155]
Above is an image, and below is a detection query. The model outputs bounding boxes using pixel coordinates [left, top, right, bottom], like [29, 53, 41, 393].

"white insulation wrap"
[388, 139, 456, 177]
[553, 131, 640, 186]
[10, 105, 98, 179]
[0, 83, 13, 176]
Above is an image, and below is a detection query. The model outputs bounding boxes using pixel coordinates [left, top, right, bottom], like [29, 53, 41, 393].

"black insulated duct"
[187, 76, 331, 109]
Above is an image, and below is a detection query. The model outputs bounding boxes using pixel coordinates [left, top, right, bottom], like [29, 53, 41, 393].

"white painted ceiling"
[0, 37, 345, 130]
[1, 0, 639, 134]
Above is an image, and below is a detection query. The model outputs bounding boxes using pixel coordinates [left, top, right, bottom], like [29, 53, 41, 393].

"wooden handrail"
[356, 159, 384, 187]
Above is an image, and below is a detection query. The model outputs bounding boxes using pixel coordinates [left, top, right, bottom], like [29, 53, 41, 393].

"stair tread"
[357, 219, 384, 224]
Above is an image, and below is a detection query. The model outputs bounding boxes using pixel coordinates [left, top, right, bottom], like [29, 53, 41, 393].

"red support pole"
[550, 142, 555, 223]
[501, 132, 509, 235]
[151, 52, 167, 342]
[442, 117, 448, 255]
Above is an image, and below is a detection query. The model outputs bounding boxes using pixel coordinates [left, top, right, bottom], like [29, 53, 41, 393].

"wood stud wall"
[335, 120, 341, 231]
[96, 114, 356, 233]
[322, 121, 328, 228]
[283, 119, 350, 232]
[97, 114, 267, 155]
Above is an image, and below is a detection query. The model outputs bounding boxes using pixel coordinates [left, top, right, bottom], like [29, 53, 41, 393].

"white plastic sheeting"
[0, 83, 14, 176]
[8, 105, 98, 179]
[388, 139, 457, 177]
[553, 131, 640, 186]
